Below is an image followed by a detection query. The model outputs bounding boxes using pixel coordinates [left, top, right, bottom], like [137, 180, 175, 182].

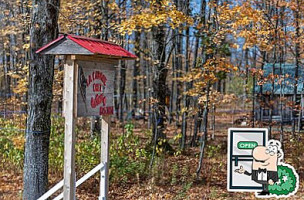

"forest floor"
[1, 110, 304, 199]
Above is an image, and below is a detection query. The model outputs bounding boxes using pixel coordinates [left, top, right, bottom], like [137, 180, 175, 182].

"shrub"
[110, 122, 149, 183]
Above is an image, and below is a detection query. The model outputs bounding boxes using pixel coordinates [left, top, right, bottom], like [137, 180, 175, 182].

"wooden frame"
[36, 34, 136, 200]
[62, 55, 112, 200]
[100, 116, 110, 200]
[63, 56, 78, 200]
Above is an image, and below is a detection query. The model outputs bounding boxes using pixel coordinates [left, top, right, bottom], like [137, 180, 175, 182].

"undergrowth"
[0, 116, 150, 185]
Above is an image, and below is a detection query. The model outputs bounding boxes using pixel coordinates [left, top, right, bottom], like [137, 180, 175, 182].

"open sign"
[237, 141, 258, 149]
[227, 128, 268, 191]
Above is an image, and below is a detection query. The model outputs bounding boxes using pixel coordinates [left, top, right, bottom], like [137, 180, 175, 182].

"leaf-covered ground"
[1, 112, 304, 199]
[1, 143, 303, 199]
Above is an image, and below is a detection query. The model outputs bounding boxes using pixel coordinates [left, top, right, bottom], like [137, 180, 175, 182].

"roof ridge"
[67, 34, 120, 46]
[36, 34, 137, 59]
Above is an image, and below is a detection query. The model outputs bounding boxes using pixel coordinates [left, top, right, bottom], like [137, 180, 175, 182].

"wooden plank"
[53, 163, 105, 200]
[76, 59, 118, 70]
[74, 62, 78, 117]
[99, 116, 110, 200]
[76, 61, 116, 117]
[75, 55, 122, 63]
[37, 180, 64, 200]
[63, 57, 77, 200]
[40, 38, 93, 55]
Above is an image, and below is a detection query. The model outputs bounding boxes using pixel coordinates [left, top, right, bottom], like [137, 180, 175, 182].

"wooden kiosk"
[36, 34, 136, 200]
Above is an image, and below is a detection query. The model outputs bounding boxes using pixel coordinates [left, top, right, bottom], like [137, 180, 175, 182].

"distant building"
[254, 63, 304, 124]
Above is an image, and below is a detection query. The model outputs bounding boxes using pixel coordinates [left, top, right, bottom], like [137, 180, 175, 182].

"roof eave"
[36, 34, 138, 59]
[36, 35, 65, 54]
[91, 53, 137, 60]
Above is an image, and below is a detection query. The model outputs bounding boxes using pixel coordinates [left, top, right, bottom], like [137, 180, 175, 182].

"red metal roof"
[36, 34, 137, 59]
[35, 35, 65, 53]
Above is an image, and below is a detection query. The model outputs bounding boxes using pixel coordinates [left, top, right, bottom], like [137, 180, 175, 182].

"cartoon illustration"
[235, 139, 299, 198]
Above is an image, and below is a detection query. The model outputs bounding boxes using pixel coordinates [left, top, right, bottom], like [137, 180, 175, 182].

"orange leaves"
[288, 1, 298, 11]
[217, 1, 273, 52]
[180, 57, 237, 103]
[108, 2, 119, 11]
[198, 90, 237, 107]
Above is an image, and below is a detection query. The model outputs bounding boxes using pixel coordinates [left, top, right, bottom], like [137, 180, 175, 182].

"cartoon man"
[235, 140, 282, 196]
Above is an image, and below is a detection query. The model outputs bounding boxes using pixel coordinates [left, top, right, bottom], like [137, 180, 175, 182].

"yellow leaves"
[180, 107, 188, 114]
[217, 1, 274, 52]
[180, 56, 237, 103]
[231, 43, 239, 49]
[222, 94, 238, 104]
[197, 90, 238, 107]
[22, 43, 30, 50]
[206, 48, 214, 54]
[173, 133, 182, 141]
[12, 136, 25, 150]
[9, 64, 29, 96]
[13, 78, 28, 96]
[119, 0, 193, 34]
[108, 2, 118, 11]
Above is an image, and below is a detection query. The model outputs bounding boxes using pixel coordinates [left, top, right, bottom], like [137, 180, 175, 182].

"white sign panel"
[227, 128, 268, 191]
[77, 60, 115, 117]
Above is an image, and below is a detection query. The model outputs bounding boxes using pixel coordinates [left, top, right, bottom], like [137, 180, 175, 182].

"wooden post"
[63, 56, 77, 200]
[100, 116, 110, 200]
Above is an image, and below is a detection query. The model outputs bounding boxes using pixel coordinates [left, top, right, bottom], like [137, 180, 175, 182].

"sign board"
[77, 60, 115, 117]
[227, 128, 268, 191]
[36, 34, 136, 200]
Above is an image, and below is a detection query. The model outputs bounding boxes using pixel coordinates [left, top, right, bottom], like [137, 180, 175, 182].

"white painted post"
[53, 163, 105, 200]
[37, 180, 64, 200]
[99, 116, 110, 200]
[63, 56, 77, 200]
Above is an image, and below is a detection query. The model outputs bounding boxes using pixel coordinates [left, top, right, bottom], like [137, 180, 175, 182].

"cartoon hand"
[235, 165, 245, 174]
[268, 179, 274, 185]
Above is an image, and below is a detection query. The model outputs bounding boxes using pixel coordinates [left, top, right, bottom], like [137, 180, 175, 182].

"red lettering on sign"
[93, 83, 103, 92]
[86, 71, 107, 86]
[99, 106, 114, 115]
[91, 94, 106, 108]
[95, 71, 107, 86]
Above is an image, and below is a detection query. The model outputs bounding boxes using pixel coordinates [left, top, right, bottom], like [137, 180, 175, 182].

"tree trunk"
[181, 0, 190, 150]
[151, 3, 171, 151]
[119, 60, 126, 122]
[243, 48, 249, 109]
[23, 1, 59, 199]
[292, 0, 300, 136]
[101, 0, 109, 41]
[152, 23, 167, 139]
[279, 6, 286, 144]
[252, 47, 257, 127]
[132, 31, 140, 115]
[196, 82, 210, 179]
[259, 51, 266, 122]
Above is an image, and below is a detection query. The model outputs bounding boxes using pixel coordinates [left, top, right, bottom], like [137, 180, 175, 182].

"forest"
[0, 0, 304, 199]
